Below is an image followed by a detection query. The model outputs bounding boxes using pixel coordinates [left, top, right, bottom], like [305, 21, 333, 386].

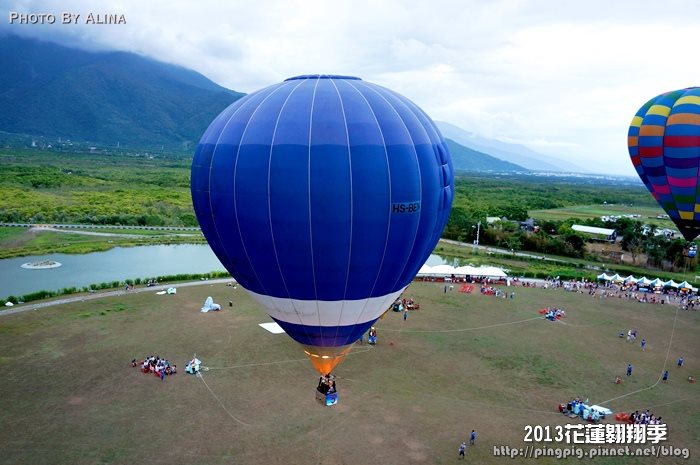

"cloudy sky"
[3, 0, 699, 175]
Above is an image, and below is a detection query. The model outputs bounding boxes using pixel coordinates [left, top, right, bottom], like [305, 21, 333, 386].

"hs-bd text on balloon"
[391, 202, 421, 214]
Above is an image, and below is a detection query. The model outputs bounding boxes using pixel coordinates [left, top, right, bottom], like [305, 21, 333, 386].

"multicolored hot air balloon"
[191, 75, 453, 376]
[628, 87, 700, 241]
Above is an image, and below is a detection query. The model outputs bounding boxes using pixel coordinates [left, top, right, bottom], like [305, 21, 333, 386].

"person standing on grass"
[662, 370, 669, 382]
[627, 363, 633, 377]
[458, 441, 466, 459]
[470, 430, 477, 445]
[641, 339, 646, 351]
[403, 309, 408, 321]
[678, 356, 684, 367]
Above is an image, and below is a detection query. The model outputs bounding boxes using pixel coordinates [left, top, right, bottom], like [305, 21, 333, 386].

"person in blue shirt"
[627, 363, 633, 376]
[458, 441, 466, 459]
[678, 356, 684, 367]
[470, 430, 477, 445]
[662, 370, 669, 382]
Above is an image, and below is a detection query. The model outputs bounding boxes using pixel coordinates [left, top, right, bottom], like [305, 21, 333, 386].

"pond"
[0, 244, 450, 300]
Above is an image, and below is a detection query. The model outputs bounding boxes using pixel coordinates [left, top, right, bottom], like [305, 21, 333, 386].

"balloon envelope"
[191, 75, 454, 374]
[628, 87, 700, 241]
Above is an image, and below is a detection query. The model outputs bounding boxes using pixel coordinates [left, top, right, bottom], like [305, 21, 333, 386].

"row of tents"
[417, 264, 508, 278]
[597, 273, 697, 292]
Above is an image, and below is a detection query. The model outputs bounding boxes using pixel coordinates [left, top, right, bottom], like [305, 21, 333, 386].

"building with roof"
[572, 224, 617, 242]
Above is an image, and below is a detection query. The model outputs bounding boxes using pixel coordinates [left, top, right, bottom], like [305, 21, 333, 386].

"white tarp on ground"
[590, 405, 613, 416]
[186, 356, 202, 374]
[417, 264, 507, 278]
[201, 296, 221, 313]
[259, 322, 286, 334]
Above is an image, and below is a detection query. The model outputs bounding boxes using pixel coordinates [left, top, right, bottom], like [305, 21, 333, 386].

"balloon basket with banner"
[316, 374, 338, 406]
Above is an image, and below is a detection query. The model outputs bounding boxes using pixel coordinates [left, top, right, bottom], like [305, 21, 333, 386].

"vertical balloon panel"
[192, 75, 454, 375]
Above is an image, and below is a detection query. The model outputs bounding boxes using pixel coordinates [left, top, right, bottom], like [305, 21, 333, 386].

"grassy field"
[0, 226, 205, 259]
[0, 149, 195, 226]
[530, 204, 674, 229]
[433, 240, 699, 283]
[0, 282, 697, 465]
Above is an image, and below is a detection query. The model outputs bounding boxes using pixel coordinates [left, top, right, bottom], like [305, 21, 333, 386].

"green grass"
[433, 240, 698, 283]
[0, 149, 195, 226]
[0, 226, 25, 242]
[0, 282, 697, 464]
[0, 226, 205, 259]
[530, 204, 674, 229]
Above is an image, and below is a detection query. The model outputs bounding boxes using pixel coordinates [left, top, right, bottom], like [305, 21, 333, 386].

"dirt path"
[0, 278, 234, 317]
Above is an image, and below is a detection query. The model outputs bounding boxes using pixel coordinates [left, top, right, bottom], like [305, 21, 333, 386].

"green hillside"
[0, 35, 243, 150]
[446, 138, 528, 172]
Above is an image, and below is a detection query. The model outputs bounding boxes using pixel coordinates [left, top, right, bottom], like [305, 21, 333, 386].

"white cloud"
[3, 0, 700, 176]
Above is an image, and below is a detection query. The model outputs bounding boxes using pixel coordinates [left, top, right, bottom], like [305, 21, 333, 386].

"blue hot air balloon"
[191, 75, 453, 375]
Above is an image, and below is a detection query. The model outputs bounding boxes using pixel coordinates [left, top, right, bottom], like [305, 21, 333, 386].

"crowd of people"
[479, 285, 514, 299]
[131, 354, 205, 380]
[615, 409, 663, 425]
[526, 277, 698, 310]
[559, 397, 605, 422]
[132, 355, 177, 379]
[392, 298, 419, 311]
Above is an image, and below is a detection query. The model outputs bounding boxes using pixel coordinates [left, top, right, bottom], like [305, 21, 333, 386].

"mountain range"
[0, 34, 243, 150]
[0, 34, 574, 173]
[436, 121, 587, 173]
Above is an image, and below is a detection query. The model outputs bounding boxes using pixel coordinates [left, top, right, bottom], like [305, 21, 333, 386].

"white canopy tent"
[428, 264, 457, 275]
[416, 264, 507, 278]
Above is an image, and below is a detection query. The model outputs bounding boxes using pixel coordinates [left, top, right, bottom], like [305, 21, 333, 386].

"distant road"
[28, 226, 202, 238]
[1, 222, 201, 232]
[439, 238, 567, 263]
[0, 278, 233, 317]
